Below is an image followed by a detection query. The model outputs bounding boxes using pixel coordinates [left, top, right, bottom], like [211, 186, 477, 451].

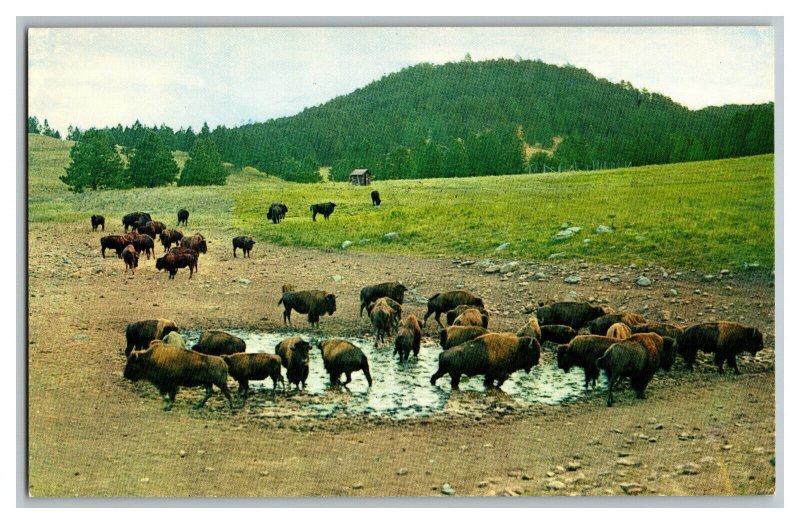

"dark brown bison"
[359, 282, 407, 317]
[131, 234, 155, 259]
[452, 308, 489, 328]
[431, 333, 540, 391]
[100, 234, 130, 258]
[317, 339, 372, 387]
[125, 319, 179, 356]
[159, 229, 184, 252]
[587, 313, 648, 335]
[192, 330, 246, 357]
[310, 201, 336, 221]
[630, 322, 685, 340]
[267, 203, 288, 224]
[536, 302, 614, 330]
[394, 314, 422, 362]
[281, 283, 295, 294]
[677, 321, 764, 374]
[180, 234, 207, 255]
[156, 250, 198, 279]
[177, 209, 189, 226]
[596, 333, 677, 407]
[446, 305, 490, 327]
[275, 337, 311, 390]
[371, 190, 381, 206]
[515, 317, 542, 341]
[124, 340, 233, 412]
[423, 291, 485, 328]
[123, 212, 151, 232]
[439, 326, 490, 350]
[222, 353, 284, 399]
[136, 221, 158, 239]
[122, 244, 138, 275]
[91, 215, 105, 231]
[539, 324, 578, 344]
[556, 335, 620, 389]
[232, 236, 256, 258]
[606, 323, 633, 339]
[279, 290, 337, 327]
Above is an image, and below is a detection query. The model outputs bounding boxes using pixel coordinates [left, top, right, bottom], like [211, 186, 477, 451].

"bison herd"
[120, 279, 765, 412]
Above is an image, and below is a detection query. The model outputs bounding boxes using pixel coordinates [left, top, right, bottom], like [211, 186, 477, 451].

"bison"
[317, 339, 372, 387]
[539, 324, 578, 344]
[122, 212, 151, 232]
[136, 221, 158, 239]
[232, 236, 256, 258]
[359, 282, 407, 317]
[177, 209, 189, 226]
[125, 319, 179, 356]
[630, 322, 684, 340]
[192, 330, 246, 357]
[446, 305, 490, 327]
[677, 321, 764, 374]
[124, 340, 233, 412]
[222, 352, 284, 400]
[536, 301, 614, 330]
[556, 335, 620, 389]
[371, 190, 381, 206]
[91, 214, 105, 231]
[275, 337, 311, 391]
[439, 326, 490, 350]
[606, 322, 633, 339]
[180, 234, 207, 255]
[515, 317, 542, 341]
[159, 229, 184, 252]
[161, 331, 187, 350]
[279, 290, 336, 327]
[310, 202, 336, 221]
[267, 203, 288, 224]
[431, 333, 540, 391]
[596, 333, 677, 407]
[155, 250, 198, 279]
[131, 234, 155, 260]
[587, 313, 648, 335]
[369, 298, 398, 348]
[394, 314, 422, 362]
[122, 244, 138, 275]
[452, 308, 489, 328]
[100, 234, 130, 258]
[423, 291, 485, 328]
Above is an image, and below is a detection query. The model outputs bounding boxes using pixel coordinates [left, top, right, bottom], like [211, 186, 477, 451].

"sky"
[27, 26, 776, 135]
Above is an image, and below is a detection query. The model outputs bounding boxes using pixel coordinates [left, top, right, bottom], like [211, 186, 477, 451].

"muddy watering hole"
[182, 330, 606, 419]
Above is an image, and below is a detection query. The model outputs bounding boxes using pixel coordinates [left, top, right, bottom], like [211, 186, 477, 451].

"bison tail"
[595, 354, 607, 371]
[278, 297, 284, 305]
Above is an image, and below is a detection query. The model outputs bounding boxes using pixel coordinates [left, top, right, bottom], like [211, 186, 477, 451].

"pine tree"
[125, 130, 179, 188]
[28, 116, 41, 134]
[59, 129, 125, 192]
[178, 137, 228, 186]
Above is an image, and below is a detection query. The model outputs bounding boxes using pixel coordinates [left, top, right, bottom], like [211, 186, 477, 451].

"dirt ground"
[27, 222, 776, 497]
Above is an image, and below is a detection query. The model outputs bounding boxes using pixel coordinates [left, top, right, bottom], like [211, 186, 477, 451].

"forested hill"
[103, 59, 775, 180]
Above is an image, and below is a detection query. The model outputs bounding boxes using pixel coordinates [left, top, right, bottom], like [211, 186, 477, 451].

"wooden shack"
[349, 168, 371, 186]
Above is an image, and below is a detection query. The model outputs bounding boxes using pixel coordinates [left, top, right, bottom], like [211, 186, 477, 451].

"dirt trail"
[27, 223, 776, 497]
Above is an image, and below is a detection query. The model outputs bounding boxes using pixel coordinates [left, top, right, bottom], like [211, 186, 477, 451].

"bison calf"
[192, 330, 246, 356]
[232, 236, 256, 258]
[424, 291, 485, 328]
[394, 314, 422, 362]
[279, 290, 337, 327]
[677, 321, 764, 374]
[91, 214, 105, 231]
[318, 339, 372, 387]
[222, 353, 284, 399]
[122, 244, 138, 275]
[359, 281, 407, 317]
[275, 337, 311, 391]
[439, 326, 490, 350]
[540, 324, 578, 344]
[536, 301, 613, 330]
[556, 335, 619, 389]
[125, 319, 179, 356]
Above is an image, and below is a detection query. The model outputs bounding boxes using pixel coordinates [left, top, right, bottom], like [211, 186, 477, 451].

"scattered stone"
[636, 276, 652, 287]
[441, 483, 455, 496]
[72, 334, 90, 340]
[331, 274, 343, 282]
[553, 226, 582, 241]
[341, 241, 353, 249]
[616, 457, 640, 467]
[521, 473, 533, 481]
[484, 265, 501, 274]
[545, 480, 566, 491]
[495, 242, 510, 252]
[237, 278, 251, 286]
[609, 277, 621, 283]
[564, 275, 581, 284]
[477, 481, 489, 488]
[92, 267, 102, 274]
[721, 444, 733, 451]
[670, 289, 678, 296]
[546, 471, 555, 477]
[676, 463, 700, 475]
[259, 470, 270, 477]
[566, 461, 581, 471]
[619, 482, 644, 495]
[179, 450, 187, 458]
[139, 477, 149, 483]
[596, 225, 614, 233]
[352, 483, 364, 490]
[62, 256, 73, 265]
[555, 465, 566, 473]
[396, 468, 409, 476]
[583, 238, 592, 244]
[384, 232, 399, 241]
[532, 272, 548, 281]
[548, 252, 566, 259]
[500, 261, 520, 274]
[720, 269, 731, 275]
[567, 291, 578, 299]
[703, 274, 715, 282]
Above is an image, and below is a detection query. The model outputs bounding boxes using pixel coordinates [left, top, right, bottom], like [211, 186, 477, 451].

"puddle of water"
[182, 329, 605, 419]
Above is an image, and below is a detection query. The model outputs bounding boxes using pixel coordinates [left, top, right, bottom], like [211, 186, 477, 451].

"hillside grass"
[27, 134, 774, 272]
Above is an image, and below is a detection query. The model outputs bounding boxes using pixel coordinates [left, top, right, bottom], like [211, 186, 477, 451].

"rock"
[703, 274, 715, 282]
[358, 239, 370, 244]
[259, 470, 270, 476]
[619, 482, 643, 495]
[341, 241, 353, 249]
[495, 242, 510, 252]
[566, 461, 581, 471]
[553, 226, 582, 241]
[179, 450, 187, 458]
[331, 274, 343, 282]
[237, 278, 251, 286]
[548, 252, 566, 259]
[477, 481, 489, 488]
[720, 269, 731, 276]
[352, 483, 364, 490]
[567, 290, 578, 299]
[500, 261, 520, 274]
[676, 463, 700, 475]
[670, 289, 678, 296]
[92, 267, 102, 274]
[560, 222, 570, 229]
[721, 444, 733, 451]
[564, 275, 581, 284]
[596, 225, 614, 233]
[609, 276, 621, 283]
[384, 232, 400, 241]
[636, 276, 652, 287]
[583, 238, 592, 244]
[546, 480, 566, 491]
[62, 256, 73, 265]
[484, 265, 501, 274]
[72, 334, 90, 340]
[532, 272, 548, 281]
[396, 468, 409, 476]
[455, 283, 465, 289]
[441, 483, 455, 496]
[616, 457, 640, 467]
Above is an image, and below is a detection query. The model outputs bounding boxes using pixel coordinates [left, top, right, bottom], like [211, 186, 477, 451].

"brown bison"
[125, 319, 179, 356]
[131, 234, 155, 259]
[606, 322, 633, 339]
[317, 339, 372, 387]
[275, 337, 311, 390]
[596, 333, 677, 407]
[279, 290, 337, 327]
[424, 291, 485, 328]
[431, 333, 540, 391]
[540, 324, 578, 344]
[587, 313, 648, 335]
[177, 209, 189, 226]
[515, 317, 542, 341]
[439, 326, 490, 350]
[446, 305, 490, 327]
[536, 301, 613, 330]
[394, 314, 422, 362]
[161, 331, 187, 350]
[359, 282, 407, 317]
[267, 203, 288, 224]
[232, 236, 256, 258]
[222, 352, 284, 399]
[452, 308, 489, 328]
[100, 234, 130, 258]
[156, 250, 198, 279]
[122, 212, 151, 232]
[137, 221, 158, 239]
[556, 335, 620, 389]
[159, 229, 184, 252]
[630, 322, 685, 340]
[369, 297, 399, 347]
[192, 330, 246, 356]
[677, 321, 764, 374]
[124, 340, 233, 412]
[91, 214, 105, 231]
[310, 201, 336, 221]
[122, 244, 138, 275]
[180, 234, 208, 255]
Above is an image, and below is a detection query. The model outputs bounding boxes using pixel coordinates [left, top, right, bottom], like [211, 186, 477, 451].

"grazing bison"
[275, 337, 311, 390]
[424, 291, 485, 328]
[366, 297, 402, 325]
[232, 236, 256, 258]
[597, 333, 677, 407]
[159, 229, 184, 252]
[630, 322, 684, 340]
[91, 215, 105, 231]
[540, 324, 578, 344]
[536, 302, 614, 330]
[359, 282, 407, 317]
[161, 331, 187, 350]
[137, 221, 158, 239]
[122, 244, 138, 275]
[371, 190, 381, 206]
[607, 323, 633, 339]
[177, 209, 189, 226]
[267, 203, 288, 224]
[123, 212, 151, 232]
[310, 202, 336, 221]
[279, 290, 337, 327]
[124, 340, 233, 412]
[516, 317, 542, 341]
[587, 313, 648, 335]
[131, 234, 155, 260]
[439, 326, 490, 350]
[446, 305, 490, 327]
[317, 339, 372, 387]
[100, 234, 130, 258]
[556, 335, 620, 389]
[369, 297, 400, 347]
[431, 333, 540, 391]
[180, 234, 207, 255]
[452, 308, 489, 328]
[222, 353, 284, 399]
[156, 250, 198, 279]
[192, 330, 246, 357]
[125, 319, 180, 357]
[677, 321, 764, 374]
[395, 314, 422, 362]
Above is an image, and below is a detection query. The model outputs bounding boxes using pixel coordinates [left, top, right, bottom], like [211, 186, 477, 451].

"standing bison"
[192, 330, 246, 356]
[177, 209, 189, 226]
[123, 212, 151, 232]
[156, 249, 198, 279]
[267, 203, 288, 224]
[371, 190, 381, 206]
[232, 236, 256, 258]
[275, 337, 311, 391]
[446, 305, 490, 327]
[91, 215, 105, 231]
[222, 353, 284, 400]
[100, 234, 130, 258]
[439, 325, 490, 350]
[515, 317, 542, 341]
[394, 314, 422, 362]
[359, 282, 407, 317]
[317, 339, 372, 387]
[122, 244, 138, 275]
[180, 234, 207, 255]
[587, 313, 648, 335]
[131, 234, 155, 260]
[369, 297, 400, 348]
[540, 324, 578, 344]
[159, 229, 184, 252]
[677, 321, 764, 374]
[556, 335, 620, 389]
[279, 290, 337, 327]
[536, 301, 614, 330]
[423, 291, 485, 328]
[125, 319, 179, 356]
[310, 202, 336, 221]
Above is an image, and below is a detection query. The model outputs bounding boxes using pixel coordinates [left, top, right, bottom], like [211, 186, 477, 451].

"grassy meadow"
[28, 134, 774, 272]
